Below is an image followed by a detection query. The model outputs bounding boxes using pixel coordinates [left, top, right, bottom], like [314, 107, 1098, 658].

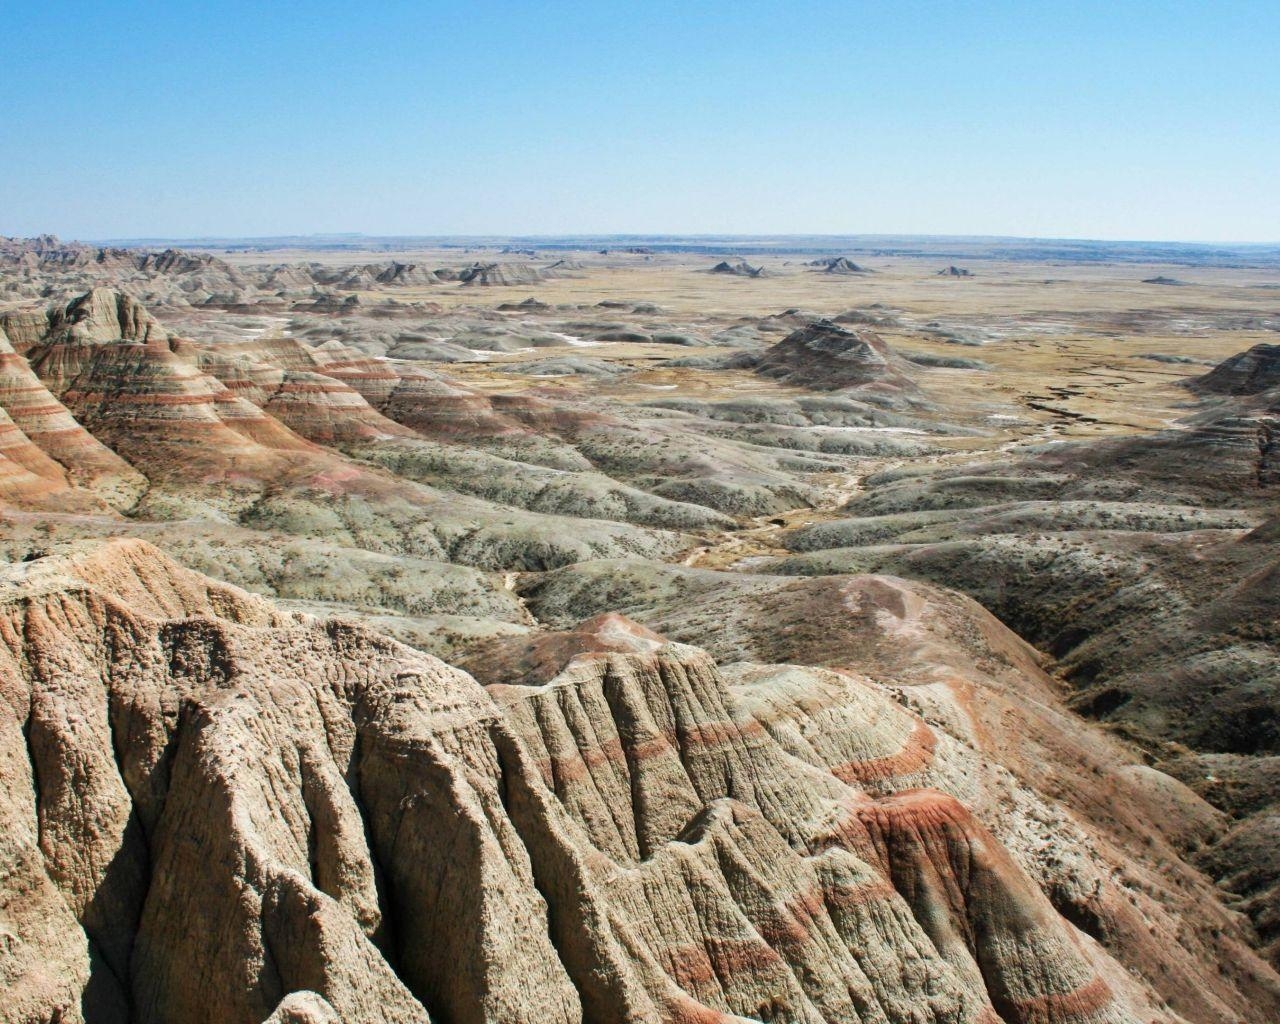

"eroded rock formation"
[753, 320, 918, 396]
[0, 540, 1212, 1024]
[0, 277, 1276, 1024]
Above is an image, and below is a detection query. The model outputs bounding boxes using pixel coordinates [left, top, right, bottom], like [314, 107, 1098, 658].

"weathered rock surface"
[518, 562, 1280, 1020]
[753, 320, 919, 396]
[0, 325, 144, 506]
[1190, 342, 1280, 397]
[0, 267, 1277, 1024]
[761, 343, 1280, 970]
[1, 290, 701, 570]
[3, 541, 1210, 1024]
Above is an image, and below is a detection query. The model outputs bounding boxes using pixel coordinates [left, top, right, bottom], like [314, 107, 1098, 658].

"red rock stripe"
[664, 938, 785, 991]
[831, 719, 937, 785]
[519, 716, 768, 787]
[1004, 974, 1114, 1024]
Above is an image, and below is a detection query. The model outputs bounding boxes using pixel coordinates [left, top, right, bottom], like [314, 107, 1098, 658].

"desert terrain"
[1, 233, 1278, 1024]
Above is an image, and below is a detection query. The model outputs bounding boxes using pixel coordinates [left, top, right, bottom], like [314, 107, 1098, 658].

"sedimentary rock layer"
[1, 541, 1186, 1024]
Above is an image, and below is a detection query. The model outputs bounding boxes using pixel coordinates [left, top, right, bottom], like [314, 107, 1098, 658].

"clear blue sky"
[5, 1, 1278, 242]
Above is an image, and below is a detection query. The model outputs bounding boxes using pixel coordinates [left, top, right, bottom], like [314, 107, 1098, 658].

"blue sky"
[4, 1, 1278, 241]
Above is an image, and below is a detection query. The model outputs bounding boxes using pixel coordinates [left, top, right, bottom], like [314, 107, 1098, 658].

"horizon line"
[87, 232, 1280, 247]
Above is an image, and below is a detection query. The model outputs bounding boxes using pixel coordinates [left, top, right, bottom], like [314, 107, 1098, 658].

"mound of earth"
[504, 356, 627, 378]
[753, 319, 920, 396]
[904, 351, 990, 370]
[1138, 352, 1211, 365]
[709, 259, 768, 278]
[1190, 342, 1280, 397]
[809, 257, 871, 274]
[497, 296, 552, 311]
[292, 292, 362, 313]
[373, 261, 440, 286]
[458, 262, 545, 287]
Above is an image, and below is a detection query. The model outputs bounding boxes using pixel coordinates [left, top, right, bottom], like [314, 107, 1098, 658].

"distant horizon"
[33, 232, 1280, 251]
[10, 230, 1273, 271]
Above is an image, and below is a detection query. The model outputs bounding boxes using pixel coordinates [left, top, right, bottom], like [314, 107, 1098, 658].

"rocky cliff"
[2, 540, 1211, 1024]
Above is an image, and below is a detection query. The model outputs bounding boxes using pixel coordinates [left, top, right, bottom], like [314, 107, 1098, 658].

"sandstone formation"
[1190, 342, 1280, 397]
[1, 247, 1278, 1024]
[1, 540, 1212, 1024]
[709, 260, 768, 278]
[753, 320, 919, 395]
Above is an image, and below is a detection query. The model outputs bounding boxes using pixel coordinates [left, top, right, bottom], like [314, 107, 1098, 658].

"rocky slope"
[0, 287, 941, 652]
[761, 342, 1280, 970]
[0, 271, 1277, 1024]
[1190, 342, 1280, 398]
[7, 539, 1273, 1024]
[752, 321, 920, 398]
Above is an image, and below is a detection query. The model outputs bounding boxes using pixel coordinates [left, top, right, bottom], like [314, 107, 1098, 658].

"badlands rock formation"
[809, 258, 871, 275]
[766, 340, 1280, 972]
[0, 247, 1277, 1024]
[752, 320, 919, 396]
[2, 539, 1251, 1024]
[458, 263, 548, 287]
[709, 261, 768, 278]
[1190, 342, 1280, 398]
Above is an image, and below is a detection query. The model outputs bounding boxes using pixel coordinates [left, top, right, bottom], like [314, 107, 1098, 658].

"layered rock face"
[1190, 342, 1280, 397]
[762, 341, 1280, 977]
[458, 263, 547, 287]
[373, 262, 440, 287]
[0, 289, 911, 561]
[0, 281, 1277, 1024]
[0, 327, 142, 502]
[3, 540, 1193, 1024]
[0, 290, 708, 571]
[0, 302, 149, 511]
[517, 563, 1280, 1021]
[753, 321, 918, 396]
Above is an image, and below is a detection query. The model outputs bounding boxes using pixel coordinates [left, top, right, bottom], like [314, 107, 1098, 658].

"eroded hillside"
[1, 239, 1278, 1024]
